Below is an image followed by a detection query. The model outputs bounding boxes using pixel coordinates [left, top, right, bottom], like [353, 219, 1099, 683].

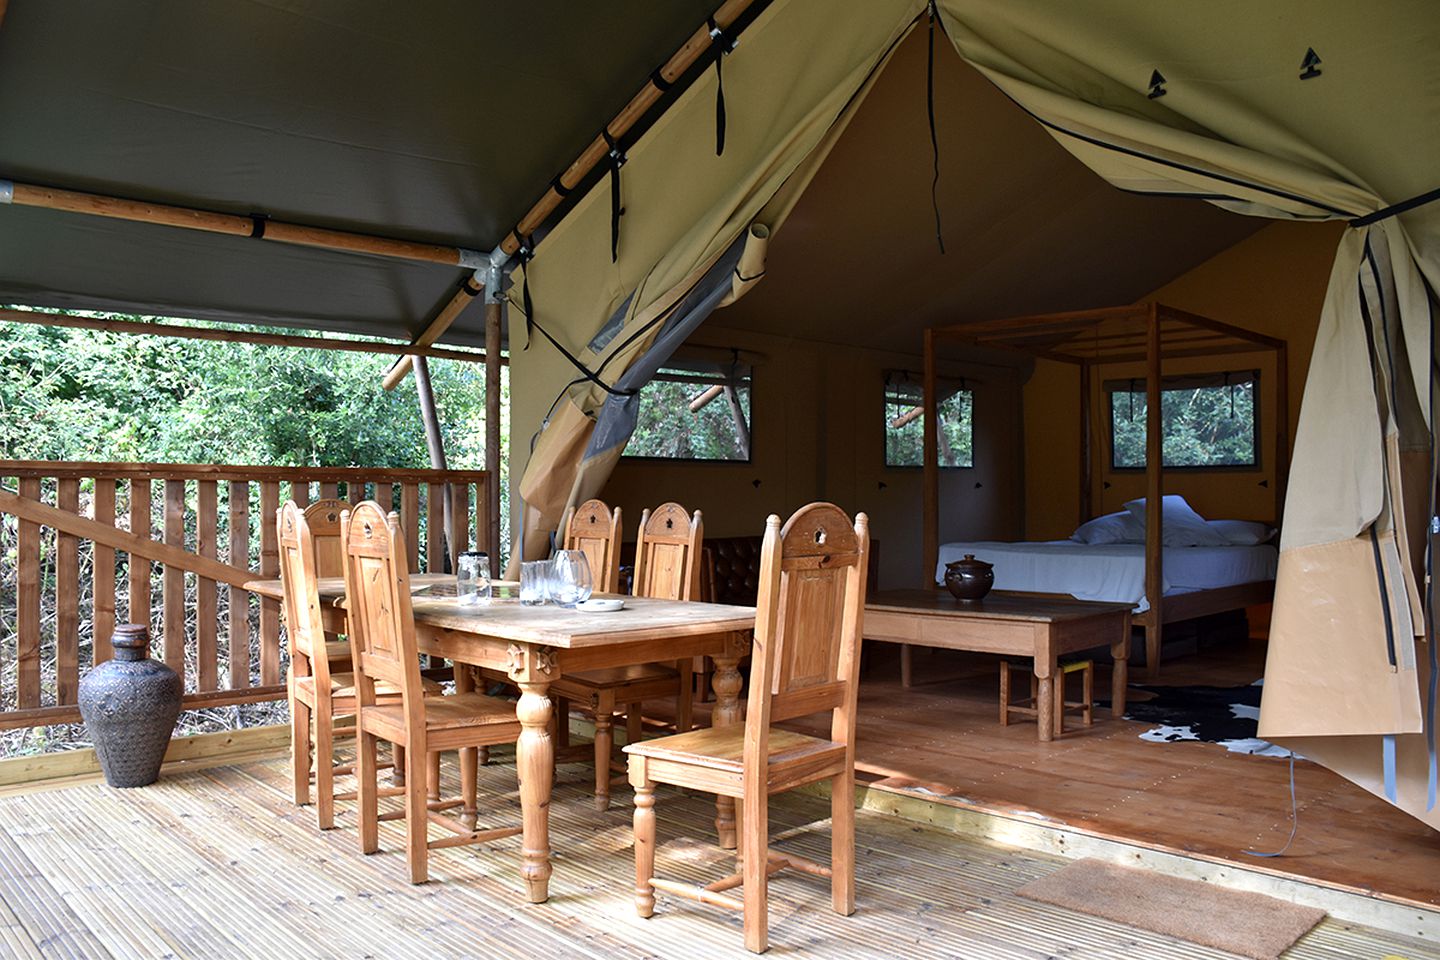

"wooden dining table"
[245, 573, 755, 903]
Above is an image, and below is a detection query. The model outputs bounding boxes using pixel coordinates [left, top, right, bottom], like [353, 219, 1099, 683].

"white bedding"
[935, 540, 1277, 610]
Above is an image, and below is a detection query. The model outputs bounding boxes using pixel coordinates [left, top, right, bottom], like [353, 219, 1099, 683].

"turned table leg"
[1111, 614, 1130, 719]
[710, 646, 745, 850]
[515, 674, 555, 902]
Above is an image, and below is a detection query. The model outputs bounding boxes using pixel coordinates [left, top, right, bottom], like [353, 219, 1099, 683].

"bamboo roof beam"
[0, 306, 502, 364]
[0, 181, 486, 269]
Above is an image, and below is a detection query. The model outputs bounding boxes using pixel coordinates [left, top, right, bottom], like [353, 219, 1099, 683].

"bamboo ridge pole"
[2, 181, 481, 268]
[380, 0, 759, 391]
[0, 307, 502, 364]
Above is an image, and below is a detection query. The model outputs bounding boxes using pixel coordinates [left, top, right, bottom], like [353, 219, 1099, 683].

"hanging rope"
[602, 130, 626, 263]
[515, 238, 635, 398]
[926, 0, 946, 254]
[707, 17, 738, 157]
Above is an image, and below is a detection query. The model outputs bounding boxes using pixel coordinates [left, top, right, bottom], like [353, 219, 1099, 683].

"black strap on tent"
[249, 214, 268, 239]
[649, 67, 673, 92]
[1349, 184, 1440, 228]
[515, 237, 635, 398]
[603, 130, 626, 263]
[926, 0, 946, 254]
[708, 17, 738, 157]
[549, 175, 572, 198]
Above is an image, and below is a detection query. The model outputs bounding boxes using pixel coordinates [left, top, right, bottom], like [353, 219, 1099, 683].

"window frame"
[620, 363, 754, 465]
[882, 371, 975, 470]
[1105, 368, 1262, 473]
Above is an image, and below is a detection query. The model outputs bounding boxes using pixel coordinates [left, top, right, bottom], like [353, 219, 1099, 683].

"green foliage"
[624, 373, 752, 461]
[0, 314, 509, 551]
[1111, 379, 1255, 468]
[884, 388, 973, 468]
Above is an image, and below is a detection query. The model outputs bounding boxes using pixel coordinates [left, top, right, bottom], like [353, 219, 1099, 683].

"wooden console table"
[864, 590, 1131, 741]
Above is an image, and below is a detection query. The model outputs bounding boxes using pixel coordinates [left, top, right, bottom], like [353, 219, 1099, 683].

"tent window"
[1106, 370, 1259, 470]
[884, 372, 973, 468]
[623, 362, 752, 462]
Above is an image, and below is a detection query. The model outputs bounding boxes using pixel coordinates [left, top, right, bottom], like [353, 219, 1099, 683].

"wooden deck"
[0, 750, 1433, 959]
[779, 640, 1440, 911]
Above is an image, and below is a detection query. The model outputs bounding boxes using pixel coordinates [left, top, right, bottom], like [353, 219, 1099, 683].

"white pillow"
[1072, 510, 1146, 544]
[1206, 519, 1275, 545]
[1123, 495, 1230, 547]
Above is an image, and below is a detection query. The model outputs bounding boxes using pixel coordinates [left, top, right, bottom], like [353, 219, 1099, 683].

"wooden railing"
[0, 460, 492, 730]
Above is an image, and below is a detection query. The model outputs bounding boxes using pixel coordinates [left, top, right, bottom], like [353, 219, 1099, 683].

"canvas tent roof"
[0, 0, 728, 344]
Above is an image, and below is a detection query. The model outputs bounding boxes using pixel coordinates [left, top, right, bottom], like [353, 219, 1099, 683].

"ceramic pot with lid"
[943, 554, 994, 603]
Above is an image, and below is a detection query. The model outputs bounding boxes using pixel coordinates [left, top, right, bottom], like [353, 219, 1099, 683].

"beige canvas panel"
[510, 0, 924, 557]
[1270, 724, 1440, 834]
[1260, 535, 1422, 738]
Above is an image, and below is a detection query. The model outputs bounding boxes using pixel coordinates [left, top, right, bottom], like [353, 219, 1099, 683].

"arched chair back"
[340, 501, 424, 717]
[561, 498, 622, 594]
[633, 502, 703, 601]
[278, 500, 331, 688]
[303, 498, 349, 578]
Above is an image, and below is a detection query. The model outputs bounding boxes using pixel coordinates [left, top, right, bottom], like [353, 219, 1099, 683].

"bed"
[934, 540, 1278, 611]
[921, 302, 1288, 676]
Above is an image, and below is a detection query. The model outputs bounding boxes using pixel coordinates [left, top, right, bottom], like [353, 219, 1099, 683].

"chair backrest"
[303, 498, 348, 578]
[745, 503, 870, 761]
[277, 501, 332, 686]
[561, 498, 622, 594]
[340, 501, 424, 713]
[632, 502, 703, 601]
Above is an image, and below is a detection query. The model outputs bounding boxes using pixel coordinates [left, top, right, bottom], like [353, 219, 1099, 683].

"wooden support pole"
[688, 384, 725, 412]
[4, 181, 476, 268]
[485, 301, 503, 577]
[0, 307, 493, 364]
[1144, 304, 1165, 678]
[922, 328, 939, 588]
[413, 356, 455, 573]
[1079, 362, 1092, 525]
[381, 275, 486, 390]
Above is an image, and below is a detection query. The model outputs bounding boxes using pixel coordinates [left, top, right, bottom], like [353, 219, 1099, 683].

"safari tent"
[0, 0, 1437, 956]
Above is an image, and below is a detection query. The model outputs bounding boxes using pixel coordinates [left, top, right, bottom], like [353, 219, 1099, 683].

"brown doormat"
[1016, 858, 1325, 960]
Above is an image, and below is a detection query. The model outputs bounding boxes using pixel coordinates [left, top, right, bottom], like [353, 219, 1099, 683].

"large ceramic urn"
[78, 624, 182, 788]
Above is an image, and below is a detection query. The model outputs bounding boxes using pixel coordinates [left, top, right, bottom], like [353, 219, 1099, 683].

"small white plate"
[577, 598, 625, 613]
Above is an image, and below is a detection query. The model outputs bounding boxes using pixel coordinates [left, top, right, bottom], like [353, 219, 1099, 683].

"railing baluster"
[259, 480, 281, 686]
[128, 478, 152, 626]
[163, 479, 187, 681]
[426, 482, 444, 573]
[92, 478, 117, 664]
[347, 478, 365, 506]
[228, 480, 250, 689]
[197, 480, 219, 691]
[402, 482, 421, 572]
[17, 476, 42, 709]
[320, 481, 339, 500]
[450, 483, 470, 559]
[290, 480, 309, 508]
[56, 478, 81, 705]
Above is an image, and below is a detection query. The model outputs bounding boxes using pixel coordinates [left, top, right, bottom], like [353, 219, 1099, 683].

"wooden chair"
[341, 501, 522, 884]
[625, 503, 870, 953]
[560, 498, 623, 594]
[281, 500, 440, 830]
[552, 502, 701, 809]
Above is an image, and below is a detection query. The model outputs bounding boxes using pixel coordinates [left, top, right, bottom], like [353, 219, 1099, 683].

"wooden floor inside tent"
[778, 639, 1440, 911]
[0, 750, 1432, 960]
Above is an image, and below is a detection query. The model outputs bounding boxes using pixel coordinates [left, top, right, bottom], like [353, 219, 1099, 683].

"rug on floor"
[1103, 682, 1291, 757]
[1017, 858, 1326, 960]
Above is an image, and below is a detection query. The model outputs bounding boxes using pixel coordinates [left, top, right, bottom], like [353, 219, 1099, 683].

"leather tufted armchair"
[701, 535, 880, 605]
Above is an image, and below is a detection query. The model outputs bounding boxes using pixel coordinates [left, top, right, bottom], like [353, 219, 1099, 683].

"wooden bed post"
[1144, 304, 1164, 678]
[1078, 361, 1092, 526]
[910, 329, 942, 689]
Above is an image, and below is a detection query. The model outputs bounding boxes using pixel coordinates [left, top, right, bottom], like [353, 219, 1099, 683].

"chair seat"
[625, 725, 846, 794]
[362, 692, 522, 745]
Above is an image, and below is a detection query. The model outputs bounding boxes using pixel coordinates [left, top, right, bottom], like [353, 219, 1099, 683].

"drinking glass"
[519, 560, 550, 606]
[550, 549, 594, 608]
[456, 551, 491, 606]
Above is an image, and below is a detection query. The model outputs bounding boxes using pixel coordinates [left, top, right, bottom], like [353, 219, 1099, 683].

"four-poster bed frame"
[922, 302, 1289, 677]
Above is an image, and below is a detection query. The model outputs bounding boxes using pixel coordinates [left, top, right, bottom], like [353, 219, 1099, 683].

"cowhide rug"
[1104, 682, 1292, 758]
